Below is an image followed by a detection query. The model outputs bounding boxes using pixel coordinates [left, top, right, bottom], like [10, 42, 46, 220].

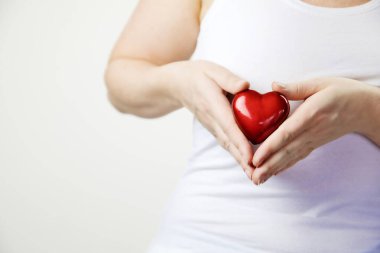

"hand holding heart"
[168, 60, 256, 179]
[170, 61, 376, 186]
[232, 90, 289, 145]
[249, 77, 376, 185]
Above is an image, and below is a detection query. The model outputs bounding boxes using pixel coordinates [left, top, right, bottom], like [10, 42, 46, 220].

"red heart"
[232, 90, 290, 145]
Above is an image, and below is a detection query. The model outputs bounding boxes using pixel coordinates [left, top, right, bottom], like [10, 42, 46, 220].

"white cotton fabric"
[146, 0, 380, 252]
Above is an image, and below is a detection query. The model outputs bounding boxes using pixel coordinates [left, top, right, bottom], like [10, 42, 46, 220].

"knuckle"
[284, 147, 292, 156]
[305, 140, 315, 151]
[299, 148, 312, 160]
[302, 104, 316, 119]
[306, 146, 314, 155]
[314, 112, 328, 125]
[221, 139, 231, 150]
[308, 107, 321, 121]
[281, 129, 293, 142]
[210, 128, 218, 138]
[207, 124, 218, 138]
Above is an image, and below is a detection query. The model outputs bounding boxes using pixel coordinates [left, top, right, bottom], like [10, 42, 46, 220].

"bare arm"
[104, 0, 201, 118]
[104, 0, 257, 182]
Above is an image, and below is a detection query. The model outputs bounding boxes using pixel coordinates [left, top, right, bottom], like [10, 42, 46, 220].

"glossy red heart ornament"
[232, 90, 290, 145]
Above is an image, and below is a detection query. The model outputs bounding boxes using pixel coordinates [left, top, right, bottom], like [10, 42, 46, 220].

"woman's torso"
[147, 1, 380, 252]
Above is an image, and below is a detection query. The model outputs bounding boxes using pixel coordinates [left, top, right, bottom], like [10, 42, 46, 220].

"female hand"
[162, 60, 256, 180]
[251, 77, 378, 185]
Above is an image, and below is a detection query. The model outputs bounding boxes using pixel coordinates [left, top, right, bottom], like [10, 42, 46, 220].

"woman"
[104, 0, 380, 252]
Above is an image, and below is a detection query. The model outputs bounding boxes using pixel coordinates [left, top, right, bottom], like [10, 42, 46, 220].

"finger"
[230, 142, 254, 180]
[205, 64, 250, 94]
[272, 78, 328, 101]
[267, 121, 341, 178]
[274, 159, 297, 176]
[197, 111, 243, 165]
[252, 151, 293, 185]
[253, 130, 314, 184]
[191, 79, 254, 176]
[209, 91, 255, 168]
[212, 120, 255, 179]
[273, 142, 314, 176]
[252, 102, 315, 167]
[213, 114, 256, 176]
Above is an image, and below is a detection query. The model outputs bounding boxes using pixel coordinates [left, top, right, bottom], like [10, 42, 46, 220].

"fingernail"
[258, 175, 266, 185]
[254, 153, 266, 166]
[252, 155, 261, 166]
[274, 82, 287, 89]
[253, 158, 262, 167]
[261, 173, 271, 184]
[246, 171, 251, 180]
[237, 80, 249, 89]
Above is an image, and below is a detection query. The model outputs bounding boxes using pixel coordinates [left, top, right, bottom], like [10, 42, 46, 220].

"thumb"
[272, 79, 326, 100]
[207, 65, 250, 94]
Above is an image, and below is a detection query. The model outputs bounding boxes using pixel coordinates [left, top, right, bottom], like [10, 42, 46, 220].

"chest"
[192, 0, 380, 92]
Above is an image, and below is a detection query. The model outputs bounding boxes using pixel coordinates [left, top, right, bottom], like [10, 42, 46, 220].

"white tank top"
[147, 1, 380, 252]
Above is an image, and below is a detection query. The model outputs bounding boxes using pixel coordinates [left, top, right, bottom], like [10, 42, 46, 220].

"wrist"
[355, 84, 380, 142]
[156, 61, 194, 108]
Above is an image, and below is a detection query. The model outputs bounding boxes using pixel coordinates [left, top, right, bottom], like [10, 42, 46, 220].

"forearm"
[359, 84, 380, 146]
[104, 58, 182, 118]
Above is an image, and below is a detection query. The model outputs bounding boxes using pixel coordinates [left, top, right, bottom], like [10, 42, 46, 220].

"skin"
[104, 0, 256, 179]
[252, 78, 380, 185]
[104, 0, 380, 186]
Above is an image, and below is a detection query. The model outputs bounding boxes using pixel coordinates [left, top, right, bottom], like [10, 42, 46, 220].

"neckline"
[283, 0, 380, 15]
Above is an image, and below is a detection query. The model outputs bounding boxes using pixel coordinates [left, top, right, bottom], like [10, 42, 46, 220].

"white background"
[0, 0, 193, 252]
